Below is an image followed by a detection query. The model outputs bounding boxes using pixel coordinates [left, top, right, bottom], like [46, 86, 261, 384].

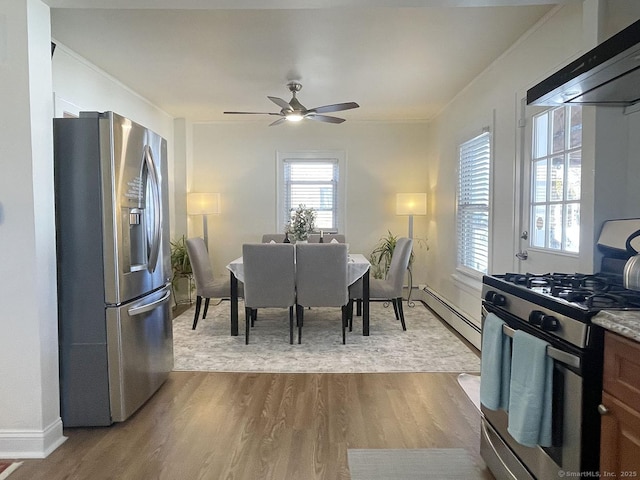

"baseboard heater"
[423, 288, 480, 333]
[421, 287, 481, 350]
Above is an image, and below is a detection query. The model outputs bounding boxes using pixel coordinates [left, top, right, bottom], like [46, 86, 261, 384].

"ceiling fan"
[224, 82, 359, 126]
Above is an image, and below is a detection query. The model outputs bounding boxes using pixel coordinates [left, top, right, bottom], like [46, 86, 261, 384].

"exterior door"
[516, 98, 583, 274]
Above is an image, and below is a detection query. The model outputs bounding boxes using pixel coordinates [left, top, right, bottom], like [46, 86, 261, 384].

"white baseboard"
[416, 287, 481, 350]
[0, 418, 67, 458]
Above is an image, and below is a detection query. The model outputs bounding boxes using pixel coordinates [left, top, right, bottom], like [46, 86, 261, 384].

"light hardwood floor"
[11, 371, 493, 480]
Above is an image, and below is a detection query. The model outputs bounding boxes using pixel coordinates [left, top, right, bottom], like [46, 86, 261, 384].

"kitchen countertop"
[592, 310, 640, 342]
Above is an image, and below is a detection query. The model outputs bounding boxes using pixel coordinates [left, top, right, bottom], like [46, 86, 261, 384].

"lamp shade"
[187, 193, 220, 215]
[396, 193, 427, 216]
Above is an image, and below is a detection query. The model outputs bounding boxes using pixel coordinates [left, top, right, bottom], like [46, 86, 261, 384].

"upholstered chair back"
[242, 243, 296, 309]
[295, 243, 348, 307]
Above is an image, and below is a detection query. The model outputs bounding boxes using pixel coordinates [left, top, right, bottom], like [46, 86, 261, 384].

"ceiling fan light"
[286, 113, 304, 122]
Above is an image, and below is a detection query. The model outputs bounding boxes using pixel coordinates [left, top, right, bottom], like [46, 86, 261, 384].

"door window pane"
[532, 205, 546, 248]
[534, 114, 548, 159]
[566, 203, 580, 252]
[533, 160, 547, 202]
[552, 107, 565, 153]
[548, 204, 563, 250]
[567, 152, 581, 201]
[530, 106, 581, 254]
[550, 156, 564, 202]
[569, 106, 582, 149]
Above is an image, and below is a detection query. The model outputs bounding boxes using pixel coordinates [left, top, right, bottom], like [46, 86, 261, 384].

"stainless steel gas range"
[480, 220, 640, 480]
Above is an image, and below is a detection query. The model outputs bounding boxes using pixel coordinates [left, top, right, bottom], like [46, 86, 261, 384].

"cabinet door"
[604, 332, 640, 411]
[600, 391, 640, 477]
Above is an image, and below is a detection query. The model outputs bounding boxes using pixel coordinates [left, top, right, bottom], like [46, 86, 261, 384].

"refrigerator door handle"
[144, 145, 162, 273]
[128, 289, 171, 316]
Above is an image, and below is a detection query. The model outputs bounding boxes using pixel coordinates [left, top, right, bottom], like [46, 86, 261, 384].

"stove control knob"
[541, 315, 559, 331]
[529, 310, 545, 326]
[492, 294, 506, 306]
[484, 291, 496, 302]
[529, 310, 559, 331]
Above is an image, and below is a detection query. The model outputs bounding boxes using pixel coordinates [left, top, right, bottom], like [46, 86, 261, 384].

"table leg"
[230, 272, 238, 336]
[363, 269, 370, 336]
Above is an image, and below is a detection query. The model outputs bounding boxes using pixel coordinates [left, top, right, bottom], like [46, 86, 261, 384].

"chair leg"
[245, 307, 252, 344]
[192, 296, 203, 330]
[356, 299, 362, 316]
[341, 305, 347, 344]
[289, 306, 294, 345]
[392, 298, 400, 320]
[203, 298, 210, 319]
[296, 304, 304, 344]
[397, 297, 407, 331]
[348, 300, 354, 332]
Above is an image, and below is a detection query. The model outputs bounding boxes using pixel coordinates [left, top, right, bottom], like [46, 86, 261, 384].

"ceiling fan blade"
[223, 111, 281, 115]
[269, 117, 288, 127]
[310, 102, 360, 114]
[306, 114, 345, 124]
[268, 96, 292, 111]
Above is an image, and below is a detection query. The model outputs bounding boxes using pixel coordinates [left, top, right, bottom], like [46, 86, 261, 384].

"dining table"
[226, 253, 371, 337]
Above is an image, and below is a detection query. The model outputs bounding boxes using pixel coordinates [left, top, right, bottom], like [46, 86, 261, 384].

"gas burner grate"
[586, 293, 628, 309]
[550, 287, 592, 302]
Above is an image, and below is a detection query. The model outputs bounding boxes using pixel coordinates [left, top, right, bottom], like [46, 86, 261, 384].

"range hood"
[527, 19, 640, 107]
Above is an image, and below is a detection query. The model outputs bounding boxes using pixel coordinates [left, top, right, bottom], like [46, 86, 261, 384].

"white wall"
[0, 0, 65, 458]
[189, 121, 431, 281]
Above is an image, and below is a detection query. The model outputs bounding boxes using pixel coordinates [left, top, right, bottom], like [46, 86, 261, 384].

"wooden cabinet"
[600, 331, 640, 478]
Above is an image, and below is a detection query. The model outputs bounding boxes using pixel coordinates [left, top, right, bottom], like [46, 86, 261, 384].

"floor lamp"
[187, 193, 220, 251]
[396, 193, 427, 239]
[396, 193, 427, 306]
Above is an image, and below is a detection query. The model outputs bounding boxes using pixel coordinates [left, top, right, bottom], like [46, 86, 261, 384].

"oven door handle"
[501, 324, 581, 369]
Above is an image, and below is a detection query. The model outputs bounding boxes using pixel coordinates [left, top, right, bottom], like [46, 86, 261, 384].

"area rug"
[0, 462, 22, 480]
[172, 301, 481, 373]
[347, 448, 479, 480]
[457, 373, 481, 411]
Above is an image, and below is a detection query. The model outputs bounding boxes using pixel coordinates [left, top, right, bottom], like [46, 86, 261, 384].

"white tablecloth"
[226, 253, 370, 285]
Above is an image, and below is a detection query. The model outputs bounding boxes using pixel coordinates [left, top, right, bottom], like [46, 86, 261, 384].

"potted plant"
[369, 231, 400, 279]
[369, 231, 424, 279]
[170, 235, 193, 304]
[286, 204, 316, 242]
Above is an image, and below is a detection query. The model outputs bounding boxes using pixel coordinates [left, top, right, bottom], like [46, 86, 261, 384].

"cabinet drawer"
[604, 331, 640, 412]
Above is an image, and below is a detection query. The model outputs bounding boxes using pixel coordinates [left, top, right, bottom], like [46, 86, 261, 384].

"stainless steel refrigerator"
[54, 111, 173, 427]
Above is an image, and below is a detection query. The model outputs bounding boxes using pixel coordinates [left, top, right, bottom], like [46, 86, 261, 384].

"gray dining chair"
[295, 243, 351, 344]
[349, 237, 413, 330]
[307, 233, 346, 243]
[186, 237, 240, 330]
[261, 233, 287, 243]
[242, 243, 296, 344]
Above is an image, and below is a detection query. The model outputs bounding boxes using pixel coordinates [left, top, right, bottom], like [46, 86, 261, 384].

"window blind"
[283, 159, 339, 230]
[457, 132, 490, 275]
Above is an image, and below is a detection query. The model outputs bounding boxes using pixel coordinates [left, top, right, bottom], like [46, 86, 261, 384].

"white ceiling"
[48, 0, 561, 123]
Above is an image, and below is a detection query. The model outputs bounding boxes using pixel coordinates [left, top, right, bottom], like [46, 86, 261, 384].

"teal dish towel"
[480, 313, 511, 411]
[507, 330, 553, 447]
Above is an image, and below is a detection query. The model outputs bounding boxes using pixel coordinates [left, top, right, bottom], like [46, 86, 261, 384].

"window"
[457, 132, 491, 276]
[277, 151, 346, 233]
[530, 106, 581, 253]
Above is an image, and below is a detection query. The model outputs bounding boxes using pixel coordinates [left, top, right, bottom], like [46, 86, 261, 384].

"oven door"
[480, 305, 597, 480]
